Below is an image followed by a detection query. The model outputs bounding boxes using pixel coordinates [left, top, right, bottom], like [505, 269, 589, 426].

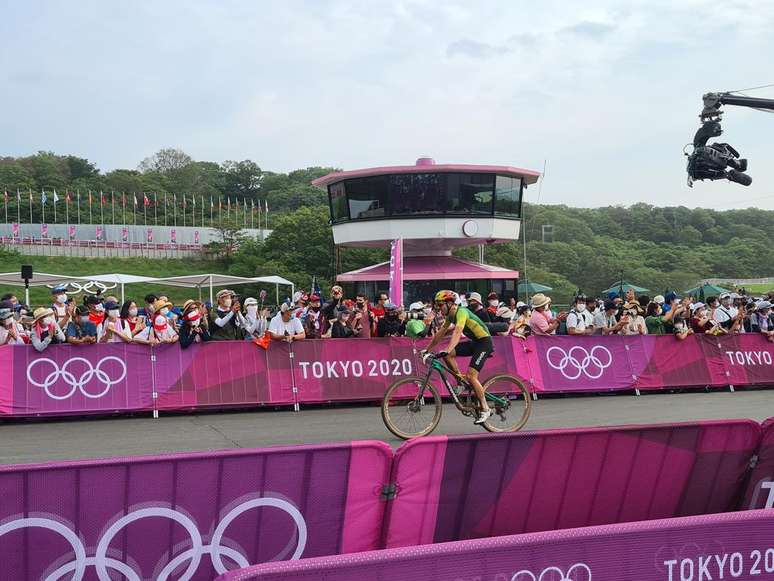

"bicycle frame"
[417, 355, 510, 409]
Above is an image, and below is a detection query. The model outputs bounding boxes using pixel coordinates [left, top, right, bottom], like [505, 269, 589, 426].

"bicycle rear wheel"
[382, 377, 443, 440]
[481, 374, 532, 433]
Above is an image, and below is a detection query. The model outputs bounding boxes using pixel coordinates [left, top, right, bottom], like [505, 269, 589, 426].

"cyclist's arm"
[425, 322, 449, 351]
[445, 322, 465, 354]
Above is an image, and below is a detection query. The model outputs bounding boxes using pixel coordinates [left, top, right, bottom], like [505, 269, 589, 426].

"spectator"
[83, 295, 106, 331]
[291, 291, 309, 320]
[0, 305, 26, 345]
[529, 293, 562, 336]
[179, 309, 211, 348]
[50, 285, 73, 330]
[30, 307, 66, 352]
[143, 294, 158, 320]
[121, 301, 145, 335]
[751, 301, 774, 342]
[331, 307, 357, 338]
[620, 302, 648, 335]
[155, 295, 178, 327]
[644, 301, 676, 335]
[352, 293, 373, 338]
[486, 292, 499, 319]
[511, 302, 532, 339]
[99, 300, 133, 343]
[302, 294, 325, 339]
[243, 297, 269, 340]
[65, 305, 98, 345]
[585, 297, 598, 325]
[661, 291, 678, 314]
[466, 292, 491, 323]
[209, 289, 244, 341]
[713, 292, 736, 332]
[369, 291, 388, 333]
[133, 311, 179, 344]
[0, 293, 18, 306]
[653, 295, 665, 309]
[508, 297, 517, 311]
[323, 286, 346, 322]
[376, 302, 404, 337]
[671, 297, 694, 341]
[566, 295, 593, 336]
[268, 303, 305, 342]
[593, 299, 627, 335]
[624, 288, 636, 304]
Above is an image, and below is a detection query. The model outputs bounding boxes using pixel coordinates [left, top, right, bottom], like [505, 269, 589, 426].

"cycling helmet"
[434, 290, 459, 304]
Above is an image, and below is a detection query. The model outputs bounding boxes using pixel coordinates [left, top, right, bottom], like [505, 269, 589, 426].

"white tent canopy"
[0, 272, 86, 305]
[151, 274, 294, 304]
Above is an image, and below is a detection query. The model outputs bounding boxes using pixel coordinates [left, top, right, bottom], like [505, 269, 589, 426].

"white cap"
[244, 297, 258, 307]
[516, 301, 526, 309]
[409, 302, 425, 311]
[691, 302, 705, 312]
[653, 295, 665, 304]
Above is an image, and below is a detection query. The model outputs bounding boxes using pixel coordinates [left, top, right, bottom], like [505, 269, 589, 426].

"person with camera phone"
[209, 289, 245, 341]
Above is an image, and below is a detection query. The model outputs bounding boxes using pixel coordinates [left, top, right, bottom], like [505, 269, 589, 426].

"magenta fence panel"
[742, 416, 774, 510]
[290, 337, 420, 402]
[0, 440, 392, 580]
[383, 420, 761, 548]
[216, 509, 774, 581]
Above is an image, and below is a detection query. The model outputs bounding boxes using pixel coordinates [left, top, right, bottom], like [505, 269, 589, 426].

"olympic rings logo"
[26, 357, 127, 400]
[545, 346, 613, 380]
[512, 562, 592, 580]
[46, 281, 117, 295]
[0, 495, 307, 581]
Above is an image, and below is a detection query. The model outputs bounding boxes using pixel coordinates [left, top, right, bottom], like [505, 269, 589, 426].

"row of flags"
[4, 189, 269, 211]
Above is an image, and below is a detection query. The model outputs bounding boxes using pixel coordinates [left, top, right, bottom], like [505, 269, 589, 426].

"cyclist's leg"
[443, 350, 464, 381]
[466, 338, 494, 412]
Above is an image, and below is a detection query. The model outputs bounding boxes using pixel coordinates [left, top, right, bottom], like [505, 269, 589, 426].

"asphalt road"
[1, 388, 772, 465]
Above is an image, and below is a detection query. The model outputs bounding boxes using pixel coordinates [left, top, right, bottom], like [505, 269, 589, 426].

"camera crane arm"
[687, 91, 774, 187]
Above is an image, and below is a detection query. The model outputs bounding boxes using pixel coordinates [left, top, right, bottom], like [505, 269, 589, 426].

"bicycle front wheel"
[481, 374, 532, 433]
[382, 377, 443, 440]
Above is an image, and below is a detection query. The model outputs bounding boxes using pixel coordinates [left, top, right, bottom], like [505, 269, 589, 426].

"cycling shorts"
[452, 337, 494, 372]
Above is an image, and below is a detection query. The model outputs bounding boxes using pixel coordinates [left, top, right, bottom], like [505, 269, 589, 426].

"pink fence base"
[217, 510, 774, 581]
[1, 333, 773, 417]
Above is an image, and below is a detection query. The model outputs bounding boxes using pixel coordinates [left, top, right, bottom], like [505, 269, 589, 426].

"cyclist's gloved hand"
[436, 351, 448, 358]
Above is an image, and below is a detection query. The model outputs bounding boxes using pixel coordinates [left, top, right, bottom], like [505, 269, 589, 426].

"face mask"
[108, 309, 120, 318]
[489, 300, 498, 307]
[160, 307, 170, 315]
[128, 307, 138, 317]
[222, 299, 232, 308]
[247, 305, 258, 316]
[55, 294, 67, 304]
[95, 304, 105, 312]
[577, 304, 586, 312]
[43, 316, 56, 326]
[80, 316, 90, 325]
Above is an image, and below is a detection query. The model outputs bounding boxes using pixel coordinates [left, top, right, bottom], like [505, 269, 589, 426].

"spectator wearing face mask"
[593, 300, 626, 335]
[331, 306, 357, 338]
[486, 292, 499, 319]
[65, 306, 98, 345]
[670, 297, 694, 341]
[566, 295, 594, 336]
[376, 302, 405, 337]
[243, 297, 269, 340]
[133, 310, 179, 345]
[352, 293, 373, 338]
[291, 291, 309, 320]
[466, 292, 492, 323]
[30, 307, 66, 352]
[644, 301, 676, 335]
[99, 300, 133, 343]
[368, 291, 388, 333]
[50, 285, 74, 330]
[512, 302, 532, 339]
[179, 309, 211, 348]
[142, 294, 158, 320]
[619, 301, 648, 335]
[209, 289, 245, 341]
[301, 294, 325, 339]
[751, 301, 774, 342]
[0, 303, 27, 345]
[322, 286, 346, 322]
[121, 301, 145, 335]
[269, 303, 306, 342]
[83, 295, 106, 330]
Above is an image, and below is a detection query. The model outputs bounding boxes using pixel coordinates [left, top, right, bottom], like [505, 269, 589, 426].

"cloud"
[446, 39, 510, 59]
[560, 21, 616, 38]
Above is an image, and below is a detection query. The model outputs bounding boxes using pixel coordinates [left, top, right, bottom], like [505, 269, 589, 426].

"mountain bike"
[381, 351, 532, 439]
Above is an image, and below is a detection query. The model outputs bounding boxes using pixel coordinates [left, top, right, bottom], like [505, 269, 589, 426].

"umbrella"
[517, 280, 553, 294]
[684, 282, 729, 300]
[602, 280, 650, 295]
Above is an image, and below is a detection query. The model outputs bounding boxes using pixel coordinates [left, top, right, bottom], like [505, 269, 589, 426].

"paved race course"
[1, 389, 772, 465]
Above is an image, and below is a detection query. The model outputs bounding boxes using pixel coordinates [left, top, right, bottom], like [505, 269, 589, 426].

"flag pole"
[111, 191, 115, 225]
[52, 190, 57, 223]
[28, 189, 32, 224]
[16, 189, 21, 224]
[201, 196, 204, 227]
[77, 190, 81, 224]
[154, 193, 158, 225]
[3, 190, 7, 226]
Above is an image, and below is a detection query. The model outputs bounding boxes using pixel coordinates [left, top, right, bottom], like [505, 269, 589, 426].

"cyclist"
[425, 290, 494, 424]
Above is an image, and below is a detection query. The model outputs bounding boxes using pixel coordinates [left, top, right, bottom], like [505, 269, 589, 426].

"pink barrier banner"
[0, 440, 392, 580]
[290, 337, 419, 402]
[384, 420, 760, 548]
[218, 510, 774, 581]
[743, 416, 774, 510]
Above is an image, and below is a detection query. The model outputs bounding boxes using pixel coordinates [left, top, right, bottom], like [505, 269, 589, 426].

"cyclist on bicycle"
[425, 290, 494, 424]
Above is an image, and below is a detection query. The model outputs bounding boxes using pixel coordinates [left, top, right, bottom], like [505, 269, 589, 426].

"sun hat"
[33, 307, 55, 323]
[153, 299, 173, 312]
[216, 289, 234, 301]
[531, 293, 551, 309]
[468, 292, 483, 304]
[653, 295, 665, 305]
[756, 300, 772, 310]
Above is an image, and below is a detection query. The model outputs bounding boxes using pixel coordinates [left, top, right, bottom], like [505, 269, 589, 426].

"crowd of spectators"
[0, 284, 772, 352]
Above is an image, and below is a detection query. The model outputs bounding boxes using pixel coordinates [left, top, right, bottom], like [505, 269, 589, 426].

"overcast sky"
[2, 0, 774, 209]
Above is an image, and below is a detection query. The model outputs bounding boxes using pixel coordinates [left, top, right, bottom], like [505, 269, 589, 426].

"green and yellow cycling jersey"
[445, 306, 491, 341]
